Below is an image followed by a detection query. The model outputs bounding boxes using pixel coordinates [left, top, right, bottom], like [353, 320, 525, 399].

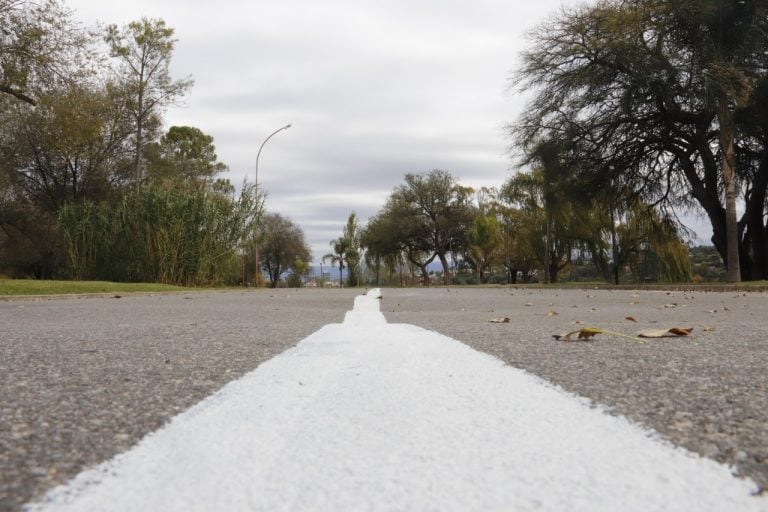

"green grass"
[0, 279, 189, 296]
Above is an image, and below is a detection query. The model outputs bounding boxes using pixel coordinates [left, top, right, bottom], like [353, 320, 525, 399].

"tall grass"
[60, 184, 260, 286]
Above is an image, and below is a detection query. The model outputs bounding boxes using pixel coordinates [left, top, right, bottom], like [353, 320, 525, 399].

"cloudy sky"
[65, 0, 709, 262]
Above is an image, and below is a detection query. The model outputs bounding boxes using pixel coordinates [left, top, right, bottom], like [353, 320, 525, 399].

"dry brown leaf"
[625, 316, 637, 323]
[547, 311, 559, 317]
[637, 327, 693, 338]
[553, 328, 602, 341]
[489, 317, 510, 323]
[555, 327, 646, 343]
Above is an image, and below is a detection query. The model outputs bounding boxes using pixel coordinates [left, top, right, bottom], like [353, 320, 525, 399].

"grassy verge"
[0, 279, 190, 296]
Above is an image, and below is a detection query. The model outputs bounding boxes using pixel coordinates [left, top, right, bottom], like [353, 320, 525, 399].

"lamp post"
[253, 123, 291, 287]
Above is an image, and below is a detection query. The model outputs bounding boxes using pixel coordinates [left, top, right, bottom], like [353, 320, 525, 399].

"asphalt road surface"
[383, 287, 768, 495]
[0, 289, 358, 511]
[1, 287, 766, 510]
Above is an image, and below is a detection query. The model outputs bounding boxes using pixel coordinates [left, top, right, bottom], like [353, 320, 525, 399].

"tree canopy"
[511, 0, 768, 281]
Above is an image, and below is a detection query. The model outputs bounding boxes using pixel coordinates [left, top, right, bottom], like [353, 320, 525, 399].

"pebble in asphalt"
[1, 287, 766, 510]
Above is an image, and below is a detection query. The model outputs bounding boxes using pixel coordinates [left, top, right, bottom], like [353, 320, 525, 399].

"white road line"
[25, 289, 767, 511]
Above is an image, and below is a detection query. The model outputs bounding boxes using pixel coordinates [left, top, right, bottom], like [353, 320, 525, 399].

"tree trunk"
[544, 209, 553, 284]
[745, 159, 768, 280]
[718, 97, 741, 282]
[438, 252, 450, 285]
[549, 261, 559, 284]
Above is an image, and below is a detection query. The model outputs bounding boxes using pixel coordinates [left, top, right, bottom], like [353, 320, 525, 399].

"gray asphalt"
[383, 287, 768, 495]
[1, 287, 766, 510]
[0, 289, 359, 511]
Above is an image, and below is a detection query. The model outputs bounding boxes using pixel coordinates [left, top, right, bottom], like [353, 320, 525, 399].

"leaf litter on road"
[554, 326, 695, 342]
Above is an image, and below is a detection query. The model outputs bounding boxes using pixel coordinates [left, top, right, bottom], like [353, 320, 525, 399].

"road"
[0, 289, 358, 511]
[1, 287, 766, 510]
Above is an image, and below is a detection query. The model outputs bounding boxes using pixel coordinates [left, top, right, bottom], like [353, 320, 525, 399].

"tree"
[500, 170, 586, 284]
[667, 0, 767, 282]
[360, 210, 405, 286]
[105, 18, 192, 184]
[147, 125, 228, 189]
[511, 0, 768, 281]
[286, 258, 309, 288]
[392, 170, 474, 285]
[259, 213, 310, 288]
[1, 83, 133, 212]
[342, 212, 361, 286]
[467, 214, 503, 283]
[0, 82, 133, 277]
[323, 236, 351, 287]
[0, 0, 91, 105]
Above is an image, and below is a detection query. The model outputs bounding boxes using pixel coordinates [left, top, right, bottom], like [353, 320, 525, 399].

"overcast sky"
[65, 0, 710, 262]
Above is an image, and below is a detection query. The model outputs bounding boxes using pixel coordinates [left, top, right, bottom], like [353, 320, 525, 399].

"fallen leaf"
[637, 327, 693, 338]
[547, 311, 559, 316]
[489, 317, 510, 323]
[662, 303, 678, 308]
[625, 316, 637, 323]
[703, 327, 716, 332]
[555, 327, 646, 343]
[553, 328, 603, 341]
[524, 302, 534, 307]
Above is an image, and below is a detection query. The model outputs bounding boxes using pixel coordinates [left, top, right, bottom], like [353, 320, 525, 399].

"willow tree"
[467, 214, 503, 283]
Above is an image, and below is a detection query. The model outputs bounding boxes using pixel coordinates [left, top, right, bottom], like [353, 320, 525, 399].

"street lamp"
[253, 123, 291, 287]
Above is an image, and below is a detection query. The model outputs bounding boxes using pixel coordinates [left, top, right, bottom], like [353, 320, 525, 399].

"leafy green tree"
[381, 192, 436, 285]
[323, 236, 351, 287]
[391, 170, 474, 285]
[500, 170, 586, 283]
[258, 213, 311, 288]
[105, 18, 192, 184]
[286, 258, 309, 288]
[360, 210, 404, 286]
[666, 0, 767, 282]
[1, 84, 133, 212]
[467, 214, 503, 283]
[511, 0, 768, 281]
[147, 125, 228, 189]
[342, 212, 361, 286]
[0, 0, 91, 105]
[0, 82, 133, 276]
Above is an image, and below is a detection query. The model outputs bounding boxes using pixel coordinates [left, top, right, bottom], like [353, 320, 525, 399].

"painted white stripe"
[26, 289, 766, 511]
